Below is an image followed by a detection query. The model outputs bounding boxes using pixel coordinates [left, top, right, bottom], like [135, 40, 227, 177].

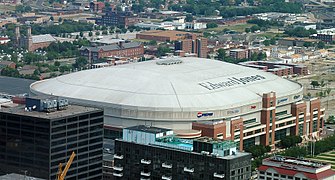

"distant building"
[79, 41, 144, 63]
[175, 37, 208, 58]
[0, 37, 10, 44]
[0, 173, 44, 180]
[136, 30, 200, 42]
[0, 60, 16, 70]
[229, 49, 249, 59]
[15, 26, 56, 52]
[258, 156, 335, 180]
[0, 96, 104, 180]
[96, 10, 138, 28]
[113, 125, 252, 179]
[89, 1, 105, 12]
[239, 61, 308, 77]
[278, 37, 319, 47]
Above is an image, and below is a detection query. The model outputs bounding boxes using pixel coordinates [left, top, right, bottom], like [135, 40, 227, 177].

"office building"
[113, 125, 251, 180]
[0, 96, 104, 180]
[96, 10, 138, 28]
[258, 156, 335, 180]
[175, 37, 208, 58]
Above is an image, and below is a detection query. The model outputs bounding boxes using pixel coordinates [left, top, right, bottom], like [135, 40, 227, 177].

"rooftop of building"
[264, 156, 327, 169]
[32, 34, 56, 44]
[137, 30, 200, 37]
[0, 173, 45, 180]
[30, 57, 303, 112]
[126, 125, 172, 134]
[0, 103, 101, 119]
[79, 41, 142, 52]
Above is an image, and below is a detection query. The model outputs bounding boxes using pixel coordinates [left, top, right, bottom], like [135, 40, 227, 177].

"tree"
[88, 31, 93, 37]
[311, 81, 319, 89]
[263, 40, 270, 46]
[317, 41, 325, 49]
[206, 22, 218, 29]
[95, 31, 100, 36]
[269, 38, 276, 45]
[121, 28, 127, 33]
[73, 57, 88, 69]
[54, 61, 61, 67]
[0, 67, 19, 77]
[156, 45, 171, 57]
[148, 40, 157, 46]
[217, 48, 226, 61]
[303, 42, 313, 47]
[327, 115, 335, 124]
[280, 135, 302, 148]
[102, 30, 108, 35]
[79, 32, 84, 37]
[50, 16, 54, 21]
[58, 17, 63, 23]
[185, 14, 193, 22]
[245, 145, 270, 158]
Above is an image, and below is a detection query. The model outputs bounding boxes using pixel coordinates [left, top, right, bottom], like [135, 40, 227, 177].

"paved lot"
[0, 76, 35, 95]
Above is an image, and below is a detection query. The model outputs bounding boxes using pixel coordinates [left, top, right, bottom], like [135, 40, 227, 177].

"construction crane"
[57, 151, 76, 180]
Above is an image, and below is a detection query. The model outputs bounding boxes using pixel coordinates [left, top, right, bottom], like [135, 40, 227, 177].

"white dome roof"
[30, 57, 302, 112]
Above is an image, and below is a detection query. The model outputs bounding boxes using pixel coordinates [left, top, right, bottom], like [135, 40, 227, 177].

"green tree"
[79, 32, 84, 37]
[54, 61, 61, 67]
[280, 135, 302, 148]
[317, 41, 326, 49]
[148, 40, 157, 46]
[303, 42, 313, 47]
[206, 22, 218, 29]
[311, 81, 319, 89]
[0, 67, 19, 77]
[245, 145, 270, 158]
[185, 14, 193, 22]
[156, 45, 171, 57]
[217, 48, 226, 61]
[263, 40, 270, 46]
[88, 31, 93, 37]
[73, 57, 88, 69]
[95, 31, 100, 36]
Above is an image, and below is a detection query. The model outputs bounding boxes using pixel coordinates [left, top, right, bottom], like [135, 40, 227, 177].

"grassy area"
[204, 23, 254, 33]
[309, 151, 335, 170]
[0, 4, 16, 12]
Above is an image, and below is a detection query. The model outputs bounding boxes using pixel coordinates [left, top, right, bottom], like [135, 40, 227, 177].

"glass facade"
[0, 107, 104, 180]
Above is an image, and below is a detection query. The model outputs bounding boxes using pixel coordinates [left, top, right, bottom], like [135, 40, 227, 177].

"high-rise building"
[113, 125, 251, 180]
[0, 96, 104, 180]
[258, 156, 335, 180]
[175, 37, 208, 58]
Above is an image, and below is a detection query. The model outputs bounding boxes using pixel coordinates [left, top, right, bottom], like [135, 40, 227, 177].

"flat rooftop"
[0, 104, 102, 119]
[126, 125, 172, 134]
[265, 156, 327, 169]
[138, 30, 199, 37]
[0, 76, 35, 95]
[0, 173, 45, 180]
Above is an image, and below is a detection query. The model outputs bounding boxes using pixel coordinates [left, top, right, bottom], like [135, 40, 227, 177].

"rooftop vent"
[156, 59, 183, 65]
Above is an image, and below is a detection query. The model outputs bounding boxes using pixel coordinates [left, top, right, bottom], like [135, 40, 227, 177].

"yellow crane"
[57, 151, 76, 180]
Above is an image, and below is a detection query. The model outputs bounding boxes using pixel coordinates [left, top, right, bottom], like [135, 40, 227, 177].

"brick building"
[15, 26, 56, 52]
[239, 61, 308, 77]
[192, 94, 324, 151]
[79, 42, 144, 63]
[136, 30, 201, 42]
[89, 2, 105, 13]
[175, 37, 208, 58]
[229, 49, 249, 59]
[96, 10, 138, 27]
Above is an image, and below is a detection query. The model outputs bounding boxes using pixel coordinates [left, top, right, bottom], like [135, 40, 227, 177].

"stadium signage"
[227, 109, 240, 115]
[198, 75, 266, 90]
[197, 112, 214, 118]
[277, 98, 288, 104]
